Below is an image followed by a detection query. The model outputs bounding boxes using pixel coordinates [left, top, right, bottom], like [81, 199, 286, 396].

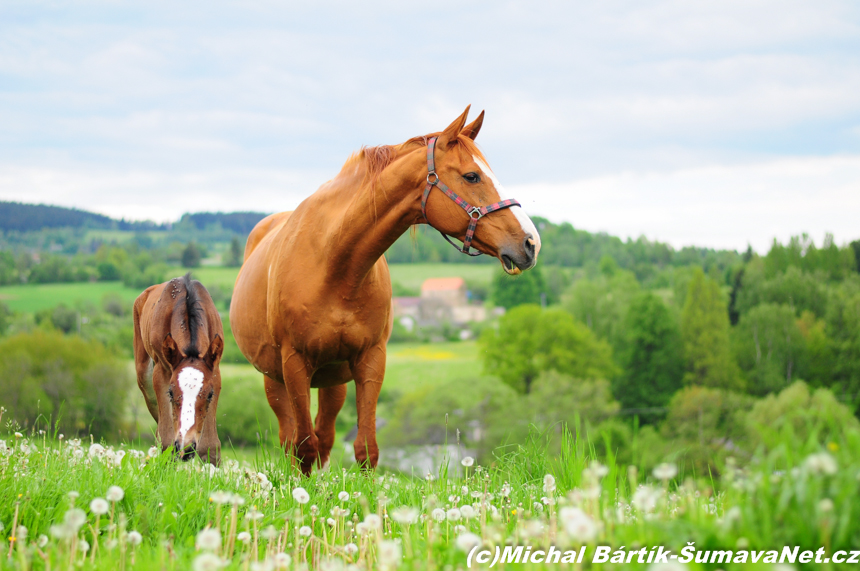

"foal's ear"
[162, 333, 183, 369]
[204, 334, 224, 369]
[460, 110, 484, 140]
[438, 105, 471, 149]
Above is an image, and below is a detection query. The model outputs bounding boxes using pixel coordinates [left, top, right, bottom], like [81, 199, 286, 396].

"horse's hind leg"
[264, 375, 297, 457]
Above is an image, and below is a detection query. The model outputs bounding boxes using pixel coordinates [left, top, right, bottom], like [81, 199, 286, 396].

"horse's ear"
[460, 110, 484, 140]
[162, 333, 183, 369]
[438, 105, 471, 149]
[204, 334, 224, 369]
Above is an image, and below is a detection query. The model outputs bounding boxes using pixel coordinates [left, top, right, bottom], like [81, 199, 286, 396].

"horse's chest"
[288, 301, 385, 357]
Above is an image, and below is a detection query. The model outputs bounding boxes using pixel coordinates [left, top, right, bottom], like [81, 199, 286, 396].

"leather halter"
[420, 137, 521, 256]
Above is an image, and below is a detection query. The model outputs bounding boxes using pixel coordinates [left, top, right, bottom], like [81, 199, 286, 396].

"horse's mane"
[357, 133, 488, 190]
[180, 272, 205, 358]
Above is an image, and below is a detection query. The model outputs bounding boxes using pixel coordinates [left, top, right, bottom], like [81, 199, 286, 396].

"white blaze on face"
[472, 156, 541, 256]
[177, 367, 204, 442]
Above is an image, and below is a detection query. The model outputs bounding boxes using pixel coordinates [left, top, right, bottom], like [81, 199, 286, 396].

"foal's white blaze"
[473, 156, 542, 255]
[177, 367, 204, 442]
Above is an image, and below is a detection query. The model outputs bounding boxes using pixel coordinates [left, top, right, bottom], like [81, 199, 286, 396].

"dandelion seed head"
[193, 553, 225, 571]
[652, 463, 678, 481]
[127, 531, 143, 546]
[196, 528, 221, 551]
[90, 498, 109, 515]
[106, 486, 124, 502]
[292, 487, 310, 504]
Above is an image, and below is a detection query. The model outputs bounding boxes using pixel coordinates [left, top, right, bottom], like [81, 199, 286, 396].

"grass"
[385, 341, 487, 392]
[0, 420, 856, 571]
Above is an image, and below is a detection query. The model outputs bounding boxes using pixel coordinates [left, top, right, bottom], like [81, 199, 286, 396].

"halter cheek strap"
[420, 137, 521, 256]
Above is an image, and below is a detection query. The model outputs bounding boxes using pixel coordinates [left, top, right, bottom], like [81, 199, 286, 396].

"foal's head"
[420, 106, 541, 274]
[162, 332, 223, 464]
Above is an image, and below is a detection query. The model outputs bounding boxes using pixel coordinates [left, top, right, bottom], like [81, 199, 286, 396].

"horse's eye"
[462, 172, 480, 184]
[167, 388, 174, 401]
[207, 390, 214, 403]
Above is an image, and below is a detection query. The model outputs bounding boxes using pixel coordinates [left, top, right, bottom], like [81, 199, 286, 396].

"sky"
[1, 1, 859, 253]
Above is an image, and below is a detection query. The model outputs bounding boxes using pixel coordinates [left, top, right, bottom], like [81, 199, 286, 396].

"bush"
[0, 331, 129, 438]
[661, 385, 755, 474]
[483, 371, 620, 457]
[745, 381, 859, 452]
[480, 305, 618, 394]
[379, 375, 513, 458]
[216, 374, 276, 447]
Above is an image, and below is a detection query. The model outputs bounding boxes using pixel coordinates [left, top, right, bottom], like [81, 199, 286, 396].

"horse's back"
[244, 211, 293, 262]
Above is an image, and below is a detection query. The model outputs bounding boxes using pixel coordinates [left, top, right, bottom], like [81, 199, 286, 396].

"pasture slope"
[0, 423, 856, 570]
[0, 263, 493, 313]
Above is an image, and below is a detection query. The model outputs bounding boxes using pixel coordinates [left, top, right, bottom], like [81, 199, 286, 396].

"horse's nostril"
[524, 235, 536, 258]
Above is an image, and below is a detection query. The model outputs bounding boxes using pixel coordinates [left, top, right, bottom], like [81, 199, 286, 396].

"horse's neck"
[319, 149, 425, 290]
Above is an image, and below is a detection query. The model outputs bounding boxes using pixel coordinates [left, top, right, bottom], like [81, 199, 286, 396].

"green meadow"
[0, 263, 493, 314]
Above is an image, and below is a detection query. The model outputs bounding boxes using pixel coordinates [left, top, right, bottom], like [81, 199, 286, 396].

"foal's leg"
[350, 344, 387, 469]
[132, 293, 159, 421]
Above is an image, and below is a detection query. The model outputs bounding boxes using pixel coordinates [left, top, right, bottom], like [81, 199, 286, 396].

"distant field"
[191, 263, 496, 292]
[387, 263, 495, 291]
[186, 266, 240, 289]
[0, 281, 142, 313]
[0, 264, 497, 313]
[218, 341, 483, 394]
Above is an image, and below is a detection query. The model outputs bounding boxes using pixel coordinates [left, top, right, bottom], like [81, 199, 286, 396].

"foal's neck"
[326, 148, 425, 292]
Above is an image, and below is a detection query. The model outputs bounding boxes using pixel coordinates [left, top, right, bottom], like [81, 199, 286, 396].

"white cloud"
[512, 154, 860, 252]
[0, 0, 859, 251]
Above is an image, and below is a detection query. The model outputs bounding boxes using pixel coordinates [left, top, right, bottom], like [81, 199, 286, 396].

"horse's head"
[161, 333, 224, 464]
[421, 106, 541, 274]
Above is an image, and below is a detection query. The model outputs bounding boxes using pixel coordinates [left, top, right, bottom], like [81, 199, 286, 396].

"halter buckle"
[468, 207, 484, 220]
[426, 172, 439, 185]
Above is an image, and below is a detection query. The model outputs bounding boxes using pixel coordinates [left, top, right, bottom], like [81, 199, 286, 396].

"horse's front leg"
[350, 344, 386, 469]
[280, 350, 319, 475]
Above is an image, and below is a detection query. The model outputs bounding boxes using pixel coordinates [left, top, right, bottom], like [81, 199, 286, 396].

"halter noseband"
[420, 137, 521, 256]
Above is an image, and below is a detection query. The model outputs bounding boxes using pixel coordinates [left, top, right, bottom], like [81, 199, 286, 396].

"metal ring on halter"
[468, 207, 484, 220]
[426, 172, 439, 185]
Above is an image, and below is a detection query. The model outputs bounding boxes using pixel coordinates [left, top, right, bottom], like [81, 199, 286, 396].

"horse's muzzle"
[501, 234, 538, 274]
[174, 440, 197, 461]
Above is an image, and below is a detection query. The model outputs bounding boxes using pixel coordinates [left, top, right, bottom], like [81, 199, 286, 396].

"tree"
[826, 279, 860, 408]
[613, 292, 684, 415]
[732, 303, 806, 396]
[0, 331, 129, 437]
[491, 265, 546, 309]
[181, 242, 202, 268]
[680, 268, 742, 390]
[224, 236, 244, 267]
[564, 268, 641, 353]
[480, 305, 617, 394]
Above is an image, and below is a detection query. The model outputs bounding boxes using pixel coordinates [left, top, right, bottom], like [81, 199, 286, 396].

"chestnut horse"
[133, 273, 224, 464]
[230, 106, 541, 474]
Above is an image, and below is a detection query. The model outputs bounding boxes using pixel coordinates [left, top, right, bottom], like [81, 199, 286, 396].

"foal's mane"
[179, 272, 205, 358]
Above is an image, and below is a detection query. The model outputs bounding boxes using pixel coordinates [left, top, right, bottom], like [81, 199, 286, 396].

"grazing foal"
[230, 106, 541, 474]
[133, 273, 224, 464]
